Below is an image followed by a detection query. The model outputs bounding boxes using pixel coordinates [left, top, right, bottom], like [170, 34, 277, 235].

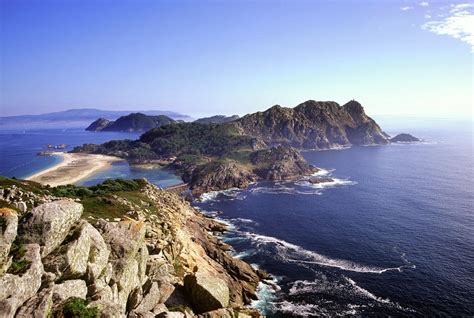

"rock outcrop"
[390, 133, 420, 143]
[0, 179, 263, 317]
[231, 100, 390, 149]
[19, 200, 83, 257]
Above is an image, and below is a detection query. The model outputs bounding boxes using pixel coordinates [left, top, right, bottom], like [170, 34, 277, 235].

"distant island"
[86, 113, 176, 132]
[74, 100, 419, 195]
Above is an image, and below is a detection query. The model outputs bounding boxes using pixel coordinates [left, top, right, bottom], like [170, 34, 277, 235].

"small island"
[390, 133, 421, 143]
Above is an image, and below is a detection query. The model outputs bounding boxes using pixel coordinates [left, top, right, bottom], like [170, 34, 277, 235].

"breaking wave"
[243, 232, 414, 274]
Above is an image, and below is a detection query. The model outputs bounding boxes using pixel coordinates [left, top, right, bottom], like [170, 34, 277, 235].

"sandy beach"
[27, 152, 123, 187]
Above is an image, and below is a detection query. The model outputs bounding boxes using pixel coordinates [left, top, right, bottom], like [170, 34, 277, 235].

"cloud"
[425, 14, 432, 19]
[422, 3, 474, 52]
[419, 1, 429, 6]
[401, 6, 413, 11]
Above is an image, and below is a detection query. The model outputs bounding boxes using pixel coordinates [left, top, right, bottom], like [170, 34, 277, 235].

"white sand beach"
[27, 152, 123, 187]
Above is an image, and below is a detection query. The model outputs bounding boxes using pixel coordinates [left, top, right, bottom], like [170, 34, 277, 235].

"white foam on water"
[251, 280, 281, 315]
[274, 300, 325, 317]
[243, 232, 410, 274]
[344, 277, 391, 304]
[231, 217, 259, 225]
[199, 187, 244, 202]
[232, 249, 256, 259]
[311, 168, 334, 176]
[296, 178, 357, 189]
[250, 185, 323, 196]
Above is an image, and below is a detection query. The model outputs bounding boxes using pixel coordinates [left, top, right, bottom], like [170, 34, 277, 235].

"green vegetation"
[51, 178, 146, 198]
[7, 242, 31, 274]
[62, 298, 99, 318]
[140, 122, 254, 158]
[0, 176, 48, 195]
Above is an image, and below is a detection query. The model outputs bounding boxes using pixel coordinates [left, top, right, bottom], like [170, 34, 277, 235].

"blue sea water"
[194, 120, 474, 317]
[0, 121, 473, 316]
[0, 128, 181, 188]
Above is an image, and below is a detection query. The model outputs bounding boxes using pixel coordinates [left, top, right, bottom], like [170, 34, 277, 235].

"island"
[390, 133, 421, 143]
[73, 99, 418, 195]
[86, 113, 176, 132]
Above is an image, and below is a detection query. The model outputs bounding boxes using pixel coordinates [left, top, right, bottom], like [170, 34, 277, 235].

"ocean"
[0, 120, 473, 316]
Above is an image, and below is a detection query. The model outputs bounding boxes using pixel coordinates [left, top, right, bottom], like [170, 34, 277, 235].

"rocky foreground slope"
[0, 178, 265, 317]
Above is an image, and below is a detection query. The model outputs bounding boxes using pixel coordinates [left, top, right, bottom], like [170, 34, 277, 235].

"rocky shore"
[0, 177, 265, 317]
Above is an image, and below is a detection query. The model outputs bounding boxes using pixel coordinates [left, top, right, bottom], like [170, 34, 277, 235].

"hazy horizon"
[1, 1, 473, 119]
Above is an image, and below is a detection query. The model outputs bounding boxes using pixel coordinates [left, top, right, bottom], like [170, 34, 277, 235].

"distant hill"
[0, 108, 191, 129]
[86, 113, 175, 132]
[194, 115, 239, 124]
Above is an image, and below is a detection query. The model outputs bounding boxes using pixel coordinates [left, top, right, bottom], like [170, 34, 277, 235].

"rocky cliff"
[230, 100, 390, 149]
[0, 177, 264, 317]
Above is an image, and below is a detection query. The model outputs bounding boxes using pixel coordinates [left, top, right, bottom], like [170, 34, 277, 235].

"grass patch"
[62, 298, 99, 318]
[7, 242, 31, 274]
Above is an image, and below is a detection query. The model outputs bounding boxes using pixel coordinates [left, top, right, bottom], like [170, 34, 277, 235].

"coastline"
[26, 152, 123, 187]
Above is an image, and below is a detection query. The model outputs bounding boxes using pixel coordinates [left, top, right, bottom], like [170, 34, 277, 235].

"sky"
[0, 0, 473, 118]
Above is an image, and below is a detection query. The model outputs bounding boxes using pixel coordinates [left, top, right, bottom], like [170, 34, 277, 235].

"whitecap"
[199, 187, 244, 202]
[274, 300, 324, 317]
[243, 232, 409, 274]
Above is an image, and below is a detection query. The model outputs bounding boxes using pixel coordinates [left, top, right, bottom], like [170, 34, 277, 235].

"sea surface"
[0, 120, 473, 316]
[0, 128, 181, 188]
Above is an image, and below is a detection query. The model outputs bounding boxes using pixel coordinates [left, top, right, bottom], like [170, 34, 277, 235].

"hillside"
[86, 113, 176, 132]
[194, 115, 240, 124]
[0, 177, 264, 317]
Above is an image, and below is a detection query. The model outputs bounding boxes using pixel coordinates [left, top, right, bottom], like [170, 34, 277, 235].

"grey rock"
[0, 244, 43, 317]
[184, 271, 229, 313]
[19, 200, 83, 257]
[43, 221, 91, 279]
[16, 288, 53, 318]
[52, 279, 88, 302]
[86, 222, 110, 282]
[134, 281, 161, 313]
[0, 208, 18, 276]
[157, 312, 185, 318]
[14, 201, 28, 213]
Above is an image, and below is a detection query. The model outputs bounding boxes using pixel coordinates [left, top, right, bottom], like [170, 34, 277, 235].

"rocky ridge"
[0, 178, 264, 317]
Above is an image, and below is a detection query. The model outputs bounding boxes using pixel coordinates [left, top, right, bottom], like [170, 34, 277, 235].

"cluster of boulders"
[0, 182, 263, 317]
[0, 184, 54, 213]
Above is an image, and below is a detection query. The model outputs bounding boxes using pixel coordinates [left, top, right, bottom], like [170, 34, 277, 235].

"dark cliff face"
[231, 100, 389, 149]
[85, 113, 175, 132]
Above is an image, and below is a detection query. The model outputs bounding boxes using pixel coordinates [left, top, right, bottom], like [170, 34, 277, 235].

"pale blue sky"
[1, 0, 472, 118]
